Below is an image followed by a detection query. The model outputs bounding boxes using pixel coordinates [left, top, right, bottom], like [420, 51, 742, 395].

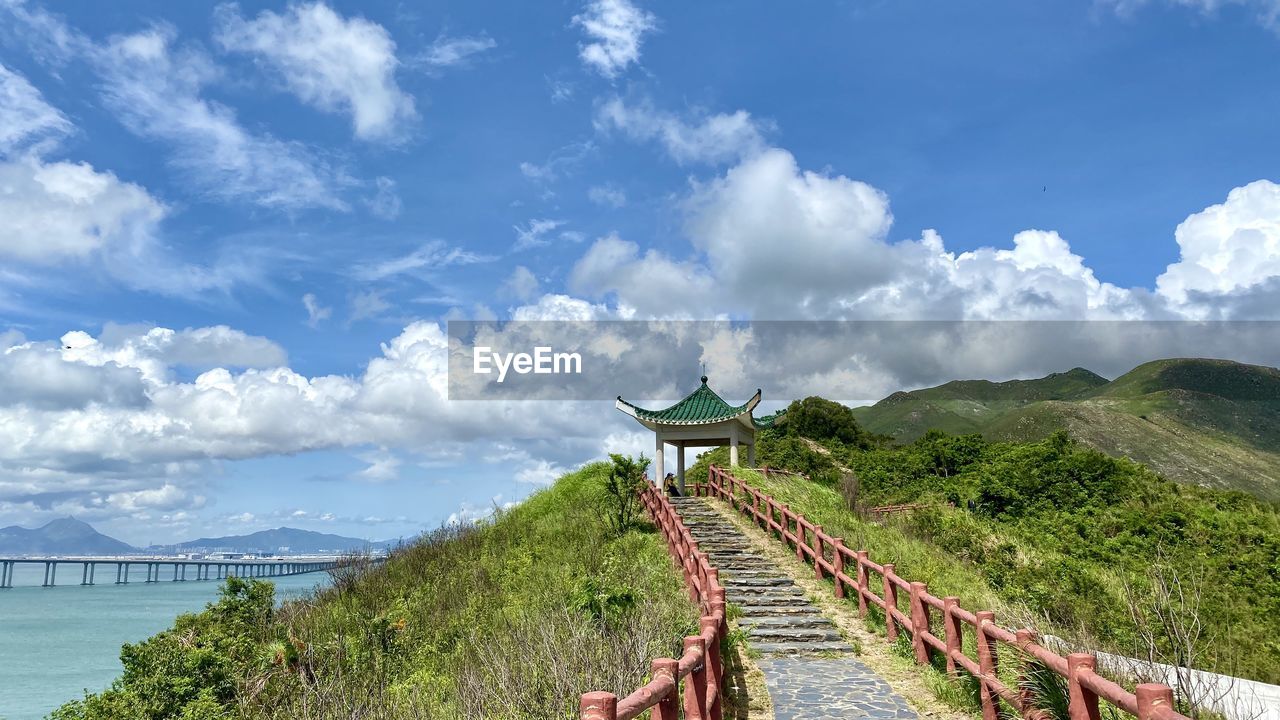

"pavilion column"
[729, 422, 740, 467]
[676, 441, 685, 493]
[748, 441, 756, 467]
[655, 432, 665, 488]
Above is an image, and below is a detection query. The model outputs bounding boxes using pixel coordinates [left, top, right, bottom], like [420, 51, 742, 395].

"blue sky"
[1, 0, 1278, 544]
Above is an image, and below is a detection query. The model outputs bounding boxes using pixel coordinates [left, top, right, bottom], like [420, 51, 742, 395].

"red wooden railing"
[579, 481, 727, 720]
[695, 465, 1189, 720]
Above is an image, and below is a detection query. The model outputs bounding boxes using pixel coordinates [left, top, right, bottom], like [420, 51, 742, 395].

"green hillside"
[854, 359, 1280, 500]
[53, 463, 698, 720]
[690, 398, 1280, 684]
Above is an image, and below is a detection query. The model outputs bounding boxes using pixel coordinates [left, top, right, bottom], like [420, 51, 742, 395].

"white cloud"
[354, 240, 496, 281]
[1105, 0, 1280, 31]
[519, 140, 595, 183]
[96, 27, 346, 210]
[302, 293, 332, 327]
[1155, 180, 1280, 310]
[349, 290, 391, 323]
[355, 450, 400, 482]
[0, 157, 166, 263]
[515, 459, 564, 485]
[365, 176, 402, 220]
[513, 218, 566, 251]
[415, 32, 496, 69]
[501, 266, 540, 302]
[215, 2, 417, 142]
[595, 97, 766, 165]
[588, 183, 627, 207]
[571, 0, 658, 78]
[0, 62, 70, 155]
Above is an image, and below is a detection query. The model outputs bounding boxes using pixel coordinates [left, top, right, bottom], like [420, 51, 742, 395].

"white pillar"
[676, 441, 686, 494]
[654, 432, 665, 487]
[729, 423, 740, 467]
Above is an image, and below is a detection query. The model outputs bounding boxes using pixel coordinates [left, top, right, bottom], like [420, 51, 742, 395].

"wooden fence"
[695, 464, 1190, 720]
[579, 481, 727, 720]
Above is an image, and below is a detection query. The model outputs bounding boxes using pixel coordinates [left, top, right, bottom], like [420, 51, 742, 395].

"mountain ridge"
[0, 520, 397, 556]
[852, 357, 1280, 500]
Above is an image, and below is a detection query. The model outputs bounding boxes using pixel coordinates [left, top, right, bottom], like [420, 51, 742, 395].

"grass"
[53, 462, 701, 720]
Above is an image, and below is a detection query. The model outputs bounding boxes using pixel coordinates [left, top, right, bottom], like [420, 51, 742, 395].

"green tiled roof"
[617, 376, 767, 427]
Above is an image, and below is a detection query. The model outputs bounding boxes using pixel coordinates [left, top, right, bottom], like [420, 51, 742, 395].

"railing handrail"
[580, 482, 727, 720]
[696, 464, 1190, 720]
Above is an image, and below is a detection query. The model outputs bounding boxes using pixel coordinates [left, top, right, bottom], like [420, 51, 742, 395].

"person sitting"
[664, 472, 681, 497]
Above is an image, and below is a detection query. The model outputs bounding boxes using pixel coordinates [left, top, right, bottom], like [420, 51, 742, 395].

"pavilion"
[616, 376, 783, 494]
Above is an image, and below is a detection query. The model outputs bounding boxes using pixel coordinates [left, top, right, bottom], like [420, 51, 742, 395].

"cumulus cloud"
[1155, 180, 1280, 312]
[215, 2, 417, 142]
[572, 0, 658, 78]
[0, 157, 166, 263]
[595, 97, 766, 165]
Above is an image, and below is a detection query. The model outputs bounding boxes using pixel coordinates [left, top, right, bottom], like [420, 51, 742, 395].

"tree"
[774, 396, 874, 449]
[603, 453, 650, 537]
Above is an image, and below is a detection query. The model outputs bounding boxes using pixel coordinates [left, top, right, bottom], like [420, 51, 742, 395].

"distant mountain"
[160, 527, 392, 555]
[0, 517, 136, 555]
[853, 359, 1280, 501]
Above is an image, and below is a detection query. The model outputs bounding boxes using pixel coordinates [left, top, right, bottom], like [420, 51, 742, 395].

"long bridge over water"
[0, 556, 344, 588]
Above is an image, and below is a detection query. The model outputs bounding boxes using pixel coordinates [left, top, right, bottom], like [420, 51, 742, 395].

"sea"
[0, 561, 330, 720]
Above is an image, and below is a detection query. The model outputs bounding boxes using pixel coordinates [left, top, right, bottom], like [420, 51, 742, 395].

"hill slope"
[0, 518, 136, 555]
[161, 527, 393, 554]
[854, 359, 1280, 500]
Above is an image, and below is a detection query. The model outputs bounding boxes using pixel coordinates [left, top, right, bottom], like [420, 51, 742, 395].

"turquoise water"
[0, 562, 329, 720]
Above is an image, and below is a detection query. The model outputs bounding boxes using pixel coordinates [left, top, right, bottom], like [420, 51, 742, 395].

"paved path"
[670, 495, 920, 720]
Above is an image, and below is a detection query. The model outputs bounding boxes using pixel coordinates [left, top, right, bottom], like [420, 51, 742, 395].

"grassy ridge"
[53, 463, 698, 720]
[852, 358, 1280, 500]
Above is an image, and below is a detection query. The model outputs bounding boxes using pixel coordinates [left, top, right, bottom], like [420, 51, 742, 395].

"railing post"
[683, 636, 707, 720]
[855, 550, 869, 615]
[652, 658, 679, 720]
[580, 691, 617, 720]
[909, 581, 931, 664]
[1067, 653, 1101, 720]
[976, 611, 1001, 720]
[944, 596, 962, 675]
[1016, 628, 1038, 719]
[700, 616, 723, 720]
[794, 513, 805, 561]
[813, 525, 825, 579]
[1136, 684, 1175, 720]
[883, 563, 898, 641]
[832, 538, 845, 598]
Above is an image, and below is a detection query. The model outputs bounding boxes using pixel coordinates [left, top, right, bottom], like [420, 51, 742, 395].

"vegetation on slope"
[692, 397, 1280, 684]
[851, 358, 1280, 500]
[53, 462, 698, 720]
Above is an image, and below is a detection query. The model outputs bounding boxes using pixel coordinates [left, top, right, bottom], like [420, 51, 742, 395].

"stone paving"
[670, 495, 920, 720]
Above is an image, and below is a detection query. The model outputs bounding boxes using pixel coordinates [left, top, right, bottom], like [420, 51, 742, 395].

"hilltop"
[852, 358, 1280, 500]
[0, 518, 136, 555]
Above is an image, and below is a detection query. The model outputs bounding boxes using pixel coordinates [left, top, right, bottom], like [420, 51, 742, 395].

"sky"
[0, 0, 1279, 545]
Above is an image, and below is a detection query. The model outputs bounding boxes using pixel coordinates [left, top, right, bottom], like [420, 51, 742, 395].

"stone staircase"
[669, 495, 854, 656]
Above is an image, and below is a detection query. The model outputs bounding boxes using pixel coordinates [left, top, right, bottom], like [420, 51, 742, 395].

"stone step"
[747, 627, 846, 643]
[752, 641, 856, 656]
[725, 591, 807, 606]
[738, 615, 836, 629]
[734, 604, 826, 617]
[723, 576, 796, 588]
